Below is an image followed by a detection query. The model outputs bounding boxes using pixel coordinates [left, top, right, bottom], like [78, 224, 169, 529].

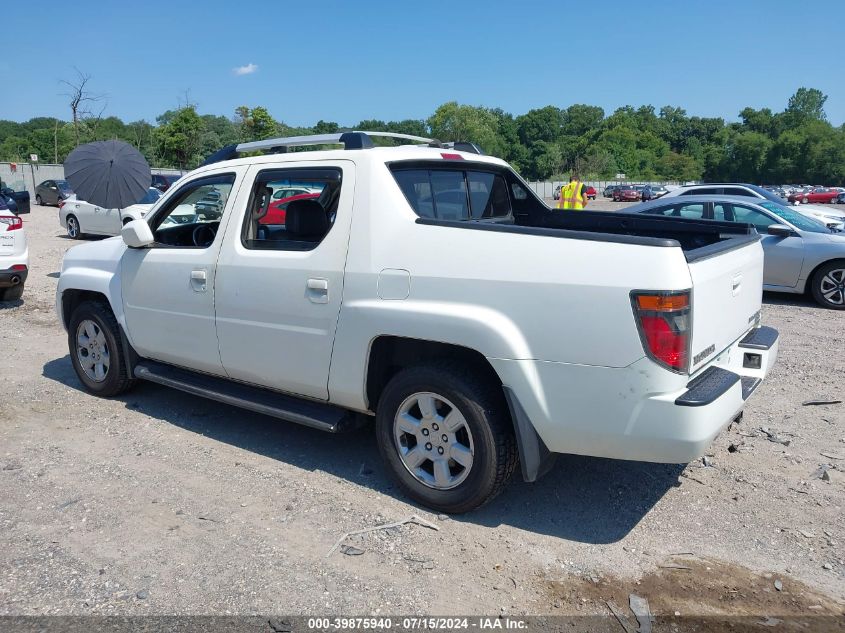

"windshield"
[55, 180, 73, 192]
[746, 184, 783, 204]
[139, 188, 162, 204]
[759, 202, 832, 233]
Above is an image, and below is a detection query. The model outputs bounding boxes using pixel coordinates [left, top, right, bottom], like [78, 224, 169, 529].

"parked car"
[0, 201, 28, 301]
[613, 185, 640, 201]
[553, 184, 562, 200]
[835, 192, 845, 205]
[261, 192, 321, 225]
[194, 189, 226, 218]
[35, 179, 74, 206]
[602, 184, 618, 198]
[641, 185, 656, 201]
[787, 187, 840, 205]
[628, 195, 845, 309]
[663, 182, 845, 229]
[57, 131, 778, 512]
[59, 188, 163, 239]
[1, 187, 31, 214]
[151, 174, 182, 192]
[584, 186, 596, 200]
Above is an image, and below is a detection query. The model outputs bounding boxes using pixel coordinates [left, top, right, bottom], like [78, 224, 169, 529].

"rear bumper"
[491, 326, 779, 466]
[0, 267, 28, 288]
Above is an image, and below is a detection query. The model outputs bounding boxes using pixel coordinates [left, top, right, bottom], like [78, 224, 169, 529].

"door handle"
[306, 278, 329, 303]
[190, 269, 207, 292]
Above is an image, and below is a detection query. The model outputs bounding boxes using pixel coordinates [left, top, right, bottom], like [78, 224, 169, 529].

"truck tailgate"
[688, 240, 764, 374]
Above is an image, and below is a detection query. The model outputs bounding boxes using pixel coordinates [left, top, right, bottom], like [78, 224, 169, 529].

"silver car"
[626, 195, 845, 309]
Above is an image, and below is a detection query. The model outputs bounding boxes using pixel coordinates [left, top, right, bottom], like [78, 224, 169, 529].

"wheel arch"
[363, 335, 552, 482]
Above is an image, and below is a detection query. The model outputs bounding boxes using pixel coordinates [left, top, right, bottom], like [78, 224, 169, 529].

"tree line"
[1, 88, 843, 184]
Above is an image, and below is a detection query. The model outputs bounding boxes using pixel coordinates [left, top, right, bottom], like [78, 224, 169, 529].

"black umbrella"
[64, 140, 151, 209]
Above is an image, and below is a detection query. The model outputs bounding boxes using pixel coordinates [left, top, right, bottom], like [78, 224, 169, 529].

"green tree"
[786, 88, 827, 122]
[153, 105, 203, 169]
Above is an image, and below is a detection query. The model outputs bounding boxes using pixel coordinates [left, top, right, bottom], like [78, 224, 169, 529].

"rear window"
[392, 168, 511, 221]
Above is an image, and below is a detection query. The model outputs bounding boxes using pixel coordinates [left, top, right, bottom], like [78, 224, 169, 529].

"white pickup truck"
[56, 132, 779, 512]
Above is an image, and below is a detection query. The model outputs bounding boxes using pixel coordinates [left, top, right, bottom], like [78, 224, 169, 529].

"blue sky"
[3, 0, 844, 126]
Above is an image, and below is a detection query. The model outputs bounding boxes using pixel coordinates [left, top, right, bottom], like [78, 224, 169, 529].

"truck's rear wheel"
[68, 300, 136, 396]
[375, 362, 517, 513]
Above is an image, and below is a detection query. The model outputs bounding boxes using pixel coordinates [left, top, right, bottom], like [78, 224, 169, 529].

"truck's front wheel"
[375, 362, 517, 513]
[68, 300, 136, 396]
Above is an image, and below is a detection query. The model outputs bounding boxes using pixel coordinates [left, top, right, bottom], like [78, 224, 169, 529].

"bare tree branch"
[59, 67, 107, 145]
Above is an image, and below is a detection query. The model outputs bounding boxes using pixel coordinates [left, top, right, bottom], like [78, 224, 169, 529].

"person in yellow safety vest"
[557, 174, 588, 210]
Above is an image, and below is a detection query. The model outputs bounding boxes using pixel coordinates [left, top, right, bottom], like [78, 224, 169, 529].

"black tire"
[810, 260, 845, 310]
[35, 194, 42, 206]
[68, 300, 136, 396]
[375, 361, 518, 513]
[0, 284, 24, 301]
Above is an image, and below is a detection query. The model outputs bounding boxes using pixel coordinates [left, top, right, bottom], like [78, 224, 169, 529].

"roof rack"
[200, 131, 483, 166]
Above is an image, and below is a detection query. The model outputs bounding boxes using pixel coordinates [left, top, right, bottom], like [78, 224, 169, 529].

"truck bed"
[419, 209, 760, 261]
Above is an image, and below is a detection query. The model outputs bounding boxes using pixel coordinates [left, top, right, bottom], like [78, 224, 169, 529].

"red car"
[260, 192, 320, 225]
[584, 186, 597, 200]
[613, 185, 641, 202]
[787, 187, 839, 204]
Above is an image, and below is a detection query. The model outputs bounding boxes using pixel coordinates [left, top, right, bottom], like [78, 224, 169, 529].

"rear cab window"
[390, 162, 529, 223]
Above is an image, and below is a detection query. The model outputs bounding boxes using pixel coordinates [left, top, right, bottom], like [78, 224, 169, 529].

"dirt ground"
[1, 203, 844, 621]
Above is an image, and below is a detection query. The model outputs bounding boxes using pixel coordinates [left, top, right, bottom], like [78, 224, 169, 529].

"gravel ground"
[0, 204, 843, 619]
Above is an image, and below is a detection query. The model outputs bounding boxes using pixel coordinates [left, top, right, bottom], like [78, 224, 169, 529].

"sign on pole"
[30, 154, 38, 162]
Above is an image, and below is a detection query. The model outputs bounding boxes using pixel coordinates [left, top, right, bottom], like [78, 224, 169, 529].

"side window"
[392, 167, 513, 221]
[643, 204, 677, 216]
[731, 205, 776, 232]
[712, 203, 730, 221]
[683, 187, 717, 196]
[242, 167, 341, 251]
[149, 174, 235, 248]
[724, 187, 753, 197]
[674, 203, 706, 219]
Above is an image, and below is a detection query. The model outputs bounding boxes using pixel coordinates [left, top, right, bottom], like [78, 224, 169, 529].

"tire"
[68, 300, 136, 396]
[375, 361, 518, 513]
[35, 194, 42, 206]
[66, 215, 82, 239]
[802, 197, 809, 204]
[0, 284, 24, 301]
[810, 261, 845, 310]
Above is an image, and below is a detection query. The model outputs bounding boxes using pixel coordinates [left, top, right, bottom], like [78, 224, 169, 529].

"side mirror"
[121, 219, 155, 248]
[767, 224, 794, 238]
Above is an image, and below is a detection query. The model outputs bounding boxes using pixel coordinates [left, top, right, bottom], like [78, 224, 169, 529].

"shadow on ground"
[0, 298, 24, 309]
[42, 355, 682, 544]
[763, 291, 819, 308]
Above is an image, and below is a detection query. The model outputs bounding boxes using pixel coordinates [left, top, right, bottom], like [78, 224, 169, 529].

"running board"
[134, 361, 356, 432]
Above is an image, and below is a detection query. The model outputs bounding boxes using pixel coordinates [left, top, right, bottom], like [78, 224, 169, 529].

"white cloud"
[233, 63, 258, 76]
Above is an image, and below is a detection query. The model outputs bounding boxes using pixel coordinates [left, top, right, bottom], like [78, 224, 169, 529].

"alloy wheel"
[75, 319, 110, 382]
[393, 392, 475, 490]
[67, 217, 79, 238]
[819, 268, 845, 306]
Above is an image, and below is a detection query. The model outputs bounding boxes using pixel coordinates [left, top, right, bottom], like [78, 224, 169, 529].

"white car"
[663, 183, 845, 229]
[59, 188, 163, 239]
[0, 204, 28, 301]
[56, 131, 779, 513]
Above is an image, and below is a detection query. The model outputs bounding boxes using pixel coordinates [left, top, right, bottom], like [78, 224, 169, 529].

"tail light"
[58, 199, 66, 209]
[631, 290, 691, 373]
[0, 216, 23, 231]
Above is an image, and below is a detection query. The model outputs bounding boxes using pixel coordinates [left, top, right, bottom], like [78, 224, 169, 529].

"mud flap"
[503, 386, 556, 482]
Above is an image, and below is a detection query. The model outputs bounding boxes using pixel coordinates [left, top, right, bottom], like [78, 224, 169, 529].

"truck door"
[121, 171, 243, 375]
[214, 162, 355, 400]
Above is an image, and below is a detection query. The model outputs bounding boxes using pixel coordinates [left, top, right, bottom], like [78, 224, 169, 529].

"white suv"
[0, 203, 28, 301]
